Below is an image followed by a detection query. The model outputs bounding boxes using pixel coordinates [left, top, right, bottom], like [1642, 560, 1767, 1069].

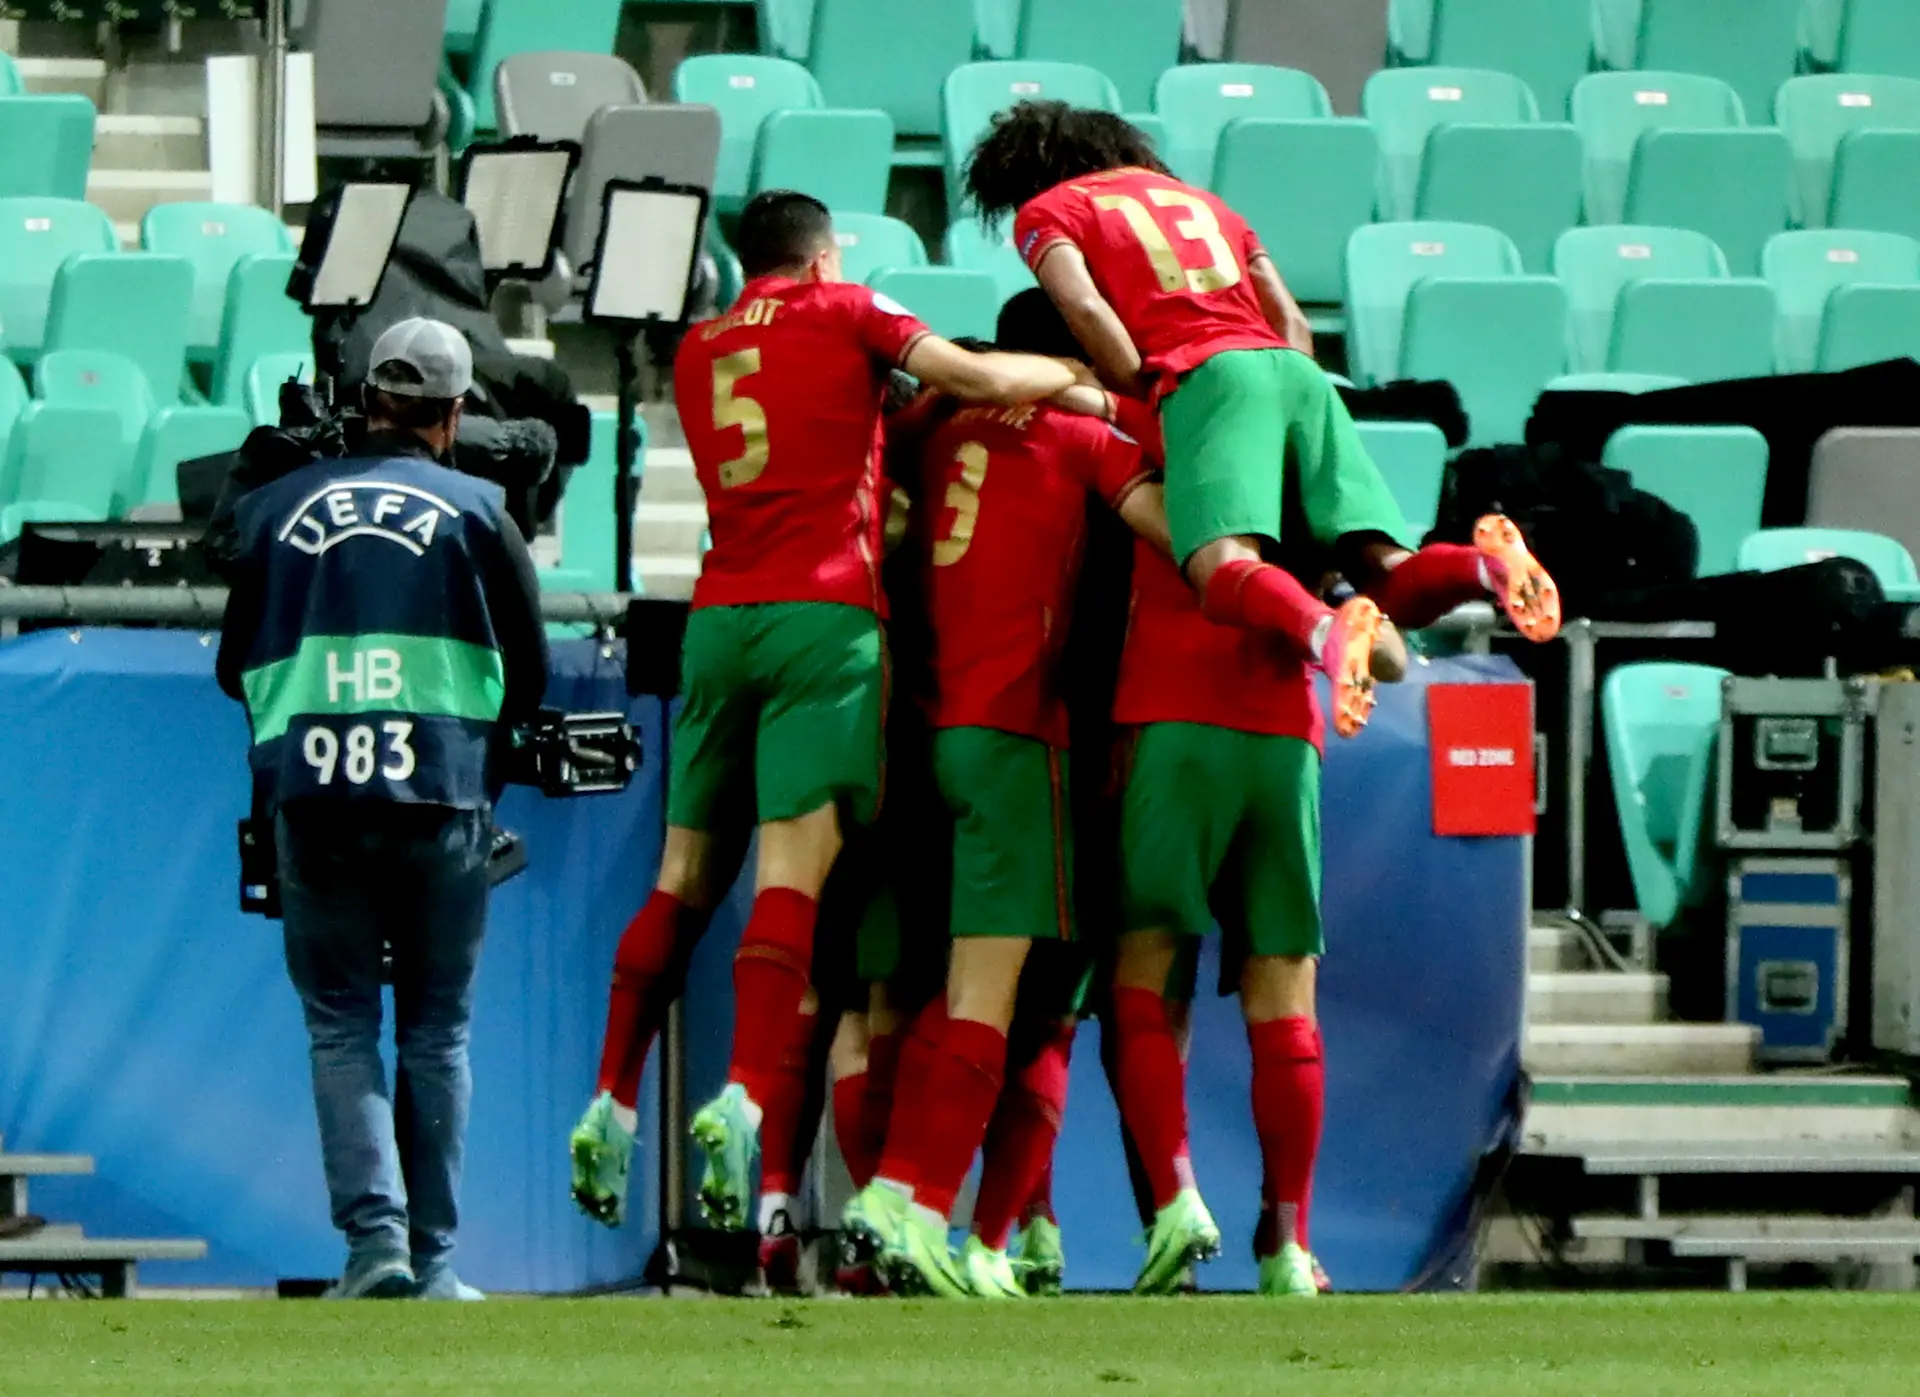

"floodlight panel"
[309, 182, 411, 309]
[590, 186, 704, 324]
[465, 147, 573, 275]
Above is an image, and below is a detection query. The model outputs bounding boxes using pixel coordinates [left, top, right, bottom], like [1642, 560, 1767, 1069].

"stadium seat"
[943, 62, 1122, 208]
[1011, 0, 1182, 112]
[1413, 122, 1583, 273]
[43, 254, 193, 404]
[444, 0, 486, 57]
[1591, 0, 1640, 69]
[1354, 419, 1446, 541]
[1630, 0, 1802, 123]
[0, 51, 20, 97]
[1553, 226, 1728, 375]
[1829, 130, 1920, 243]
[1398, 276, 1568, 445]
[140, 203, 297, 366]
[1738, 525, 1920, 598]
[1763, 229, 1920, 373]
[33, 349, 155, 454]
[495, 51, 647, 144]
[0, 95, 96, 201]
[1816, 284, 1920, 372]
[563, 106, 722, 282]
[1776, 76, 1920, 228]
[1803, 0, 1845, 70]
[1417, 0, 1594, 119]
[210, 255, 311, 410]
[0, 404, 132, 530]
[832, 213, 928, 285]
[244, 353, 315, 430]
[0, 357, 25, 466]
[1608, 278, 1778, 382]
[1836, 0, 1920, 82]
[1603, 425, 1768, 576]
[1361, 67, 1540, 221]
[465, 0, 623, 132]
[1572, 72, 1745, 226]
[1345, 221, 1524, 387]
[1213, 119, 1378, 306]
[867, 267, 1000, 341]
[0, 197, 118, 365]
[1545, 372, 1690, 393]
[1125, 112, 1167, 158]
[973, 0, 1018, 58]
[943, 219, 1035, 307]
[810, 0, 977, 140]
[1808, 427, 1920, 565]
[753, 109, 894, 214]
[130, 406, 251, 510]
[303, 0, 454, 166]
[1602, 661, 1729, 932]
[1386, 0, 1435, 65]
[1623, 128, 1794, 276]
[1151, 64, 1331, 188]
[674, 55, 823, 214]
[757, 0, 816, 60]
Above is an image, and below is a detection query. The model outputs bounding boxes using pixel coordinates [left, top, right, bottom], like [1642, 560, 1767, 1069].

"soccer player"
[839, 294, 1168, 1298]
[964, 101, 1561, 736]
[569, 191, 1082, 1232]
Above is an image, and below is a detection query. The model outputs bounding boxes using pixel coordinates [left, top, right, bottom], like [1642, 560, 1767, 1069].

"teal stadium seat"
[974, 0, 1019, 59]
[1399, 275, 1568, 445]
[444, 0, 486, 58]
[1414, 122, 1584, 273]
[1837, 0, 1920, 82]
[1816, 284, 1920, 373]
[0, 199, 118, 364]
[0, 357, 25, 466]
[1623, 128, 1794, 276]
[1419, 0, 1594, 118]
[943, 61, 1121, 209]
[1591, 0, 1641, 69]
[130, 406, 250, 509]
[1361, 67, 1538, 221]
[1213, 118, 1378, 306]
[1763, 230, 1920, 373]
[1631, 0, 1801, 123]
[675, 56, 835, 215]
[944, 219, 1035, 308]
[245, 352, 315, 429]
[867, 267, 1000, 342]
[1125, 112, 1166, 157]
[1554, 225, 1729, 374]
[1608, 278, 1778, 382]
[34, 348, 155, 459]
[1009, 0, 1183, 112]
[1776, 76, 1920, 229]
[1386, 0, 1435, 65]
[465, 0, 622, 132]
[1603, 425, 1768, 575]
[1354, 419, 1446, 541]
[0, 51, 20, 96]
[1738, 525, 1920, 599]
[140, 202, 296, 365]
[754, 109, 894, 214]
[1151, 64, 1330, 188]
[552, 409, 633, 593]
[44, 253, 194, 404]
[0, 95, 96, 201]
[758, 0, 817, 60]
[1802, 0, 1844, 70]
[211, 254, 311, 409]
[1829, 130, 1920, 243]
[1602, 661, 1729, 931]
[0, 404, 130, 533]
[1572, 72, 1744, 225]
[831, 213, 928, 286]
[810, 0, 976, 140]
[1345, 221, 1523, 387]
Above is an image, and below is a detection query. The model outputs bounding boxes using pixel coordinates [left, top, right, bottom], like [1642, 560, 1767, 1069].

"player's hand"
[1056, 357, 1103, 389]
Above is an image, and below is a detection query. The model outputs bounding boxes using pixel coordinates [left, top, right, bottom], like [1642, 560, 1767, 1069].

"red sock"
[1022, 1158, 1055, 1225]
[856, 1029, 903, 1189]
[756, 1004, 819, 1197]
[1201, 559, 1331, 656]
[1109, 987, 1192, 1210]
[595, 891, 703, 1108]
[1364, 543, 1484, 630]
[971, 1023, 1074, 1249]
[1248, 1016, 1325, 1254]
[832, 1070, 876, 1188]
[727, 888, 818, 1108]
[875, 1003, 947, 1192]
[876, 1007, 1009, 1218]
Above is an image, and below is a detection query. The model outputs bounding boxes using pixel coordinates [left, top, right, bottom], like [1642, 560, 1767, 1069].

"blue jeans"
[278, 803, 491, 1275]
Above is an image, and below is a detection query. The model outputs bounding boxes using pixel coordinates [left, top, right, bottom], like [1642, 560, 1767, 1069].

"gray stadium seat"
[495, 51, 646, 144]
[564, 105, 721, 285]
[1807, 428, 1920, 564]
[301, 0, 452, 163]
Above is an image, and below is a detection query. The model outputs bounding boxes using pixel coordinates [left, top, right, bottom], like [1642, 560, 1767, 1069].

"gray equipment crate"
[1727, 857, 1851, 1065]
[1715, 676, 1872, 851]
[1873, 682, 1920, 1057]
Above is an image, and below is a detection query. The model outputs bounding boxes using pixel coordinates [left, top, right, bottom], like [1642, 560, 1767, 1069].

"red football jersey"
[674, 275, 931, 611]
[1113, 541, 1325, 750]
[1015, 166, 1286, 402]
[917, 403, 1151, 746]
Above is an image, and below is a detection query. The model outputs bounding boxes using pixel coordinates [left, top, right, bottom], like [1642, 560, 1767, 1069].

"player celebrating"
[964, 101, 1561, 737]
[840, 295, 1168, 1298]
[569, 191, 1080, 1232]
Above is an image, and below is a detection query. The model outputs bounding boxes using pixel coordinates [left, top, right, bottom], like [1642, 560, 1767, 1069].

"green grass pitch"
[4, 1294, 1918, 1395]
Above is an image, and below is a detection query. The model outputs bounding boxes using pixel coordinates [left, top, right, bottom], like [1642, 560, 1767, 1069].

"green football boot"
[886, 1206, 970, 1299]
[1011, 1215, 1065, 1296]
[1257, 1243, 1323, 1298]
[568, 1091, 633, 1227]
[958, 1236, 1026, 1299]
[1133, 1188, 1221, 1295]
[840, 1180, 911, 1270]
[688, 1083, 759, 1231]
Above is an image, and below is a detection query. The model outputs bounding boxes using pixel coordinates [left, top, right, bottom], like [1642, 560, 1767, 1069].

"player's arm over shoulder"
[901, 334, 1077, 407]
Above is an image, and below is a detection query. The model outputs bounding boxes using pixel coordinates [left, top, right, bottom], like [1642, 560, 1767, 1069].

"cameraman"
[216, 318, 548, 1300]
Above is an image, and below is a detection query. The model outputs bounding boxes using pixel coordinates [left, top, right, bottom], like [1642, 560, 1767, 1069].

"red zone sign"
[1426, 683, 1536, 837]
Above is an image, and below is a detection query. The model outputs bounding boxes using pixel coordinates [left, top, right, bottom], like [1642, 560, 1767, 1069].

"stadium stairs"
[1491, 922, 1920, 1291]
[1, 1133, 206, 1297]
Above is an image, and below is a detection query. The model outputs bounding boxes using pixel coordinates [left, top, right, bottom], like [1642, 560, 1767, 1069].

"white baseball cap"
[367, 317, 475, 400]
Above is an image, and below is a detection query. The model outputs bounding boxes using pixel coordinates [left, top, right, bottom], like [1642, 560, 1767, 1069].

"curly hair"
[963, 100, 1170, 221]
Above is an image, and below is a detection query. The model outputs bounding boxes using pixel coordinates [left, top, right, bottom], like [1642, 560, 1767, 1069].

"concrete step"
[639, 447, 703, 506]
[1525, 1022, 1759, 1077]
[1527, 971, 1669, 1025]
[1538, 1139, 1920, 1175]
[1573, 1214, 1920, 1251]
[0, 1154, 94, 1179]
[634, 500, 708, 556]
[1529, 922, 1589, 973]
[14, 56, 108, 104]
[87, 167, 213, 225]
[93, 113, 205, 173]
[638, 553, 699, 600]
[1528, 1075, 1918, 1148]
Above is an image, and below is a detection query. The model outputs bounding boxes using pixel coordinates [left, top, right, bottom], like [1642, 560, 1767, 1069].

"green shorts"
[934, 726, 1074, 943]
[1121, 722, 1324, 960]
[667, 601, 885, 831]
[1160, 347, 1410, 566]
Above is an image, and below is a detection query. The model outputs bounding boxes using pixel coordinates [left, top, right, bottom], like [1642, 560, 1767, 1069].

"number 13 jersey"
[1014, 166, 1286, 402]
